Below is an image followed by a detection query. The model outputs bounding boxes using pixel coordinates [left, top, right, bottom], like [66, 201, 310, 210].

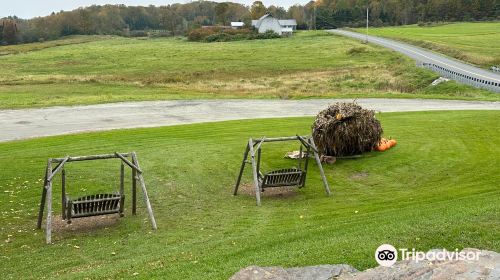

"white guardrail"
[417, 62, 500, 93]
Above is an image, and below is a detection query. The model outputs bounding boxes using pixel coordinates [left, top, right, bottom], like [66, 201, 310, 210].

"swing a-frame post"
[233, 135, 331, 206]
[36, 152, 157, 244]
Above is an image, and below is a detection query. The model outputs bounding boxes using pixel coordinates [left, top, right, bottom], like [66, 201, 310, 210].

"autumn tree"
[159, 6, 185, 36]
[95, 6, 126, 34]
[288, 5, 306, 27]
[215, 3, 229, 25]
[2, 20, 18, 44]
[268, 5, 287, 18]
[250, 1, 267, 19]
[226, 3, 249, 22]
[78, 8, 93, 34]
[0, 21, 3, 42]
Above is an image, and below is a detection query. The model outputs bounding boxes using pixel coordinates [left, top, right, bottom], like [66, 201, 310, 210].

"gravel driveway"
[1, 98, 498, 142]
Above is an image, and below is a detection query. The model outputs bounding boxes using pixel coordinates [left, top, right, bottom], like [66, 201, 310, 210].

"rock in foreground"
[230, 264, 357, 280]
[230, 248, 499, 280]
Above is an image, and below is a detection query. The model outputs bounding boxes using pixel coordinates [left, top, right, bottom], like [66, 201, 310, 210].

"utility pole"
[365, 7, 369, 43]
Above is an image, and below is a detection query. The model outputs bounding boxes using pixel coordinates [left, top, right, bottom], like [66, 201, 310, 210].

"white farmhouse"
[251, 14, 297, 36]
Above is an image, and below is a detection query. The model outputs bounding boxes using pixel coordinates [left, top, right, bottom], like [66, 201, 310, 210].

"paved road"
[329, 30, 500, 92]
[1, 99, 498, 142]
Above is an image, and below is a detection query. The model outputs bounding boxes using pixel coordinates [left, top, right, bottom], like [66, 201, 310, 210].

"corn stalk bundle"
[312, 102, 383, 156]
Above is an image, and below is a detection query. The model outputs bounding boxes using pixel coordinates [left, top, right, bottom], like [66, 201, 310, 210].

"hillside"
[0, 31, 496, 109]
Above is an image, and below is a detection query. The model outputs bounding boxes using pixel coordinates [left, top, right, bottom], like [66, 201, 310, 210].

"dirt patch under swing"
[49, 214, 122, 233]
[238, 183, 298, 199]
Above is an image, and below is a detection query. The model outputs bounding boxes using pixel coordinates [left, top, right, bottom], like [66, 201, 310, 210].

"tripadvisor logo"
[375, 244, 398, 267]
[375, 244, 481, 267]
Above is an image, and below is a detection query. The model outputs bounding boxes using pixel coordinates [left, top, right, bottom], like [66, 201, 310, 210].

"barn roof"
[253, 14, 273, 28]
[278, 19, 297, 26]
[252, 14, 297, 29]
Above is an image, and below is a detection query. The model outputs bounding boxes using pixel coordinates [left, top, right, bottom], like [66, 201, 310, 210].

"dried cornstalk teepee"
[312, 102, 383, 157]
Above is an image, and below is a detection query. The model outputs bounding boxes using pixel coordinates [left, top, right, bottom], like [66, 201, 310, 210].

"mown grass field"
[356, 22, 500, 68]
[0, 31, 496, 109]
[0, 111, 499, 279]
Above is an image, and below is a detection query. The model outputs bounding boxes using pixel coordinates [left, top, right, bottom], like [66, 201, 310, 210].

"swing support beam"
[233, 135, 331, 206]
[36, 152, 157, 244]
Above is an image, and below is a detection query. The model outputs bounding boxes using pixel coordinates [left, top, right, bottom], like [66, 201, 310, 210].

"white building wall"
[258, 18, 283, 35]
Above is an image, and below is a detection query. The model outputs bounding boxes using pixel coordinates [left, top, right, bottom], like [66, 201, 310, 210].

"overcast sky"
[2, 1, 311, 19]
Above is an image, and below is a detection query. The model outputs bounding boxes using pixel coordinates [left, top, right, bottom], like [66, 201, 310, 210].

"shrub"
[188, 27, 280, 42]
[205, 32, 233, 42]
[187, 27, 218, 41]
[252, 30, 281, 40]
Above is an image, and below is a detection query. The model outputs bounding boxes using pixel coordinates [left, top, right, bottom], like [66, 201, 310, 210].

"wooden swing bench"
[66, 193, 124, 222]
[36, 152, 157, 244]
[234, 135, 331, 206]
[260, 167, 305, 188]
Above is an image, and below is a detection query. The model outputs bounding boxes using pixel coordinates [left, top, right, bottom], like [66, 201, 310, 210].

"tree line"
[1, 0, 498, 45]
[315, 0, 499, 29]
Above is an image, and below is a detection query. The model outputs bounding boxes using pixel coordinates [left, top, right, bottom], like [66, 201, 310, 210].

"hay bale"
[312, 102, 382, 157]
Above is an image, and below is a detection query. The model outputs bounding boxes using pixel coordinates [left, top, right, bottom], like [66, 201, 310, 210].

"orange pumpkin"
[389, 139, 397, 147]
[376, 141, 387, 151]
[384, 139, 392, 148]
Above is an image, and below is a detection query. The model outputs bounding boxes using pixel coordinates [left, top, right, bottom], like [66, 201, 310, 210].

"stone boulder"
[230, 264, 358, 280]
[230, 249, 499, 280]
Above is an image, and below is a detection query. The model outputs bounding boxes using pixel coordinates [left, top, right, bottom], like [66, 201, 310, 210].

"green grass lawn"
[0, 31, 496, 109]
[0, 111, 498, 279]
[355, 22, 500, 68]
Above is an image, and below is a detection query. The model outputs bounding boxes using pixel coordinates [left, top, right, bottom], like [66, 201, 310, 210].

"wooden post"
[66, 201, 72, 224]
[132, 168, 137, 215]
[298, 145, 303, 169]
[233, 143, 250, 195]
[47, 156, 69, 182]
[119, 163, 125, 216]
[308, 138, 331, 195]
[131, 152, 157, 230]
[256, 144, 262, 178]
[46, 161, 53, 244]
[248, 139, 261, 206]
[37, 159, 51, 229]
[61, 168, 66, 220]
[115, 152, 142, 173]
[301, 145, 310, 188]
[37, 187, 47, 229]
